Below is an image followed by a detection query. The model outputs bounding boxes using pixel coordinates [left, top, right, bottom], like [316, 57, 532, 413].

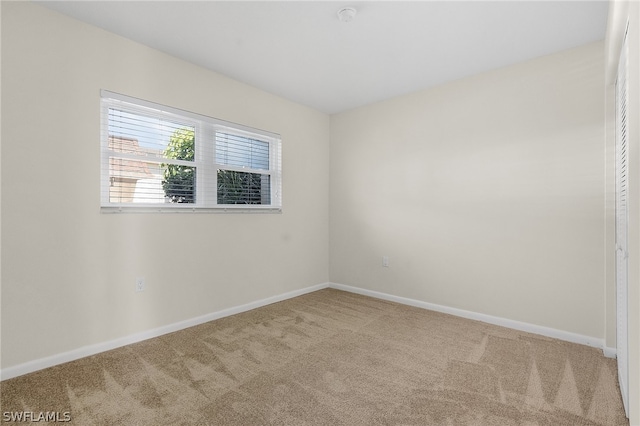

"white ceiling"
[38, 1, 609, 114]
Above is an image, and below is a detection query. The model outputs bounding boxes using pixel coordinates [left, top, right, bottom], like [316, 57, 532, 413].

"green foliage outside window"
[217, 170, 267, 205]
[163, 128, 268, 205]
[163, 128, 195, 203]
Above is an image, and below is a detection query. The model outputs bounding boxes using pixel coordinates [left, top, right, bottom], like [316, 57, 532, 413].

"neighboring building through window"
[101, 90, 282, 212]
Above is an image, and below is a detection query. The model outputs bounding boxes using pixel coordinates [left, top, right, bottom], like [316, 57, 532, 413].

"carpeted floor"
[0, 289, 628, 425]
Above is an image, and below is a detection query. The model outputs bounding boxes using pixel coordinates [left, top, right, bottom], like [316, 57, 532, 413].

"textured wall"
[330, 42, 605, 339]
[1, 2, 330, 369]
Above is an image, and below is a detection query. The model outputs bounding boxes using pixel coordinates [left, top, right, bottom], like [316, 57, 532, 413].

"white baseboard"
[0, 282, 330, 381]
[603, 346, 617, 359]
[329, 282, 608, 352]
[2, 281, 611, 381]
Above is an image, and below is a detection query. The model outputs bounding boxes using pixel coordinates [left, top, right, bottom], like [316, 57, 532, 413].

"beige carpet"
[0, 289, 628, 425]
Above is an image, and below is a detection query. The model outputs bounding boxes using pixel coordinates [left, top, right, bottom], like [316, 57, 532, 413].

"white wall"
[330, 42, 605, 339]
[0, 2, 330, 370]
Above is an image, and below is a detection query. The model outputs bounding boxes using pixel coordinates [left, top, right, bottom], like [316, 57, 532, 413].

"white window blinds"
[101, 90, 282, 212]
[215, 132, 272, 205]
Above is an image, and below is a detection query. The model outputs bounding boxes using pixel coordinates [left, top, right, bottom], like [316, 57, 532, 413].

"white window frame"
[100, 90, 282, 213]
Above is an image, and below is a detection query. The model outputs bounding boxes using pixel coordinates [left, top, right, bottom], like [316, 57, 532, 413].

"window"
[101, 90, 281, 212]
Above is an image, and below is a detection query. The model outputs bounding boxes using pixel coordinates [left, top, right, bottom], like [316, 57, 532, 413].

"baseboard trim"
[0, 282, 330, 381]
[603, 346, 617, 359]
[329, 282, 607, 352]
[2, 281, 610, 381]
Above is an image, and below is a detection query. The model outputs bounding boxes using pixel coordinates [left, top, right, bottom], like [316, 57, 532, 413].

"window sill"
[100, 205, 282, 214]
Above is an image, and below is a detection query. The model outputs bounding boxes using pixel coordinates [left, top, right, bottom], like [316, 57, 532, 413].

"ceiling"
[38, 1, 609, 114]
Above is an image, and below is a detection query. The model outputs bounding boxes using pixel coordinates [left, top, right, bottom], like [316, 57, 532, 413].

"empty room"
[1, 1, 639, 425]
